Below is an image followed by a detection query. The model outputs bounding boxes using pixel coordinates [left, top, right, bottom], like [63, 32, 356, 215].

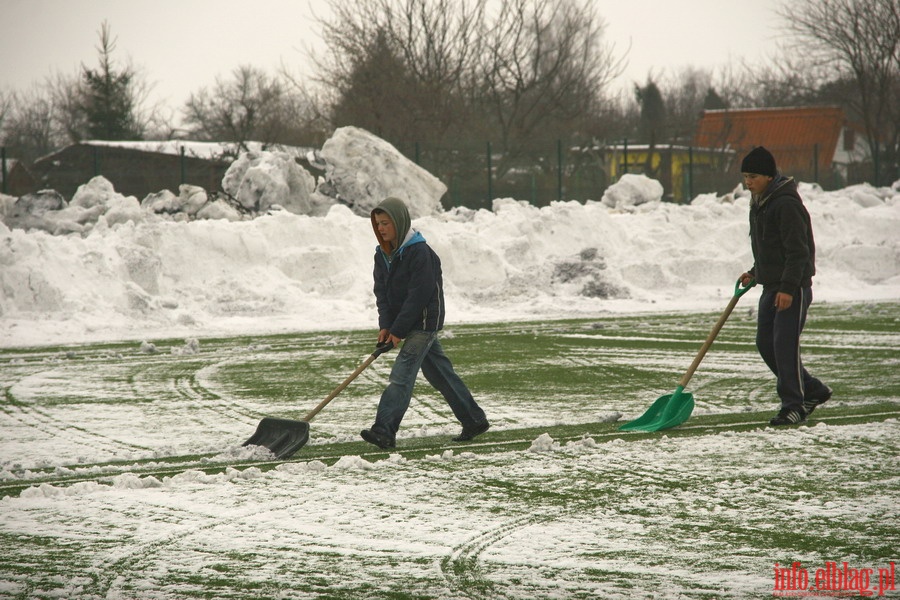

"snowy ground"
[2, 175, 898, 349]
[1, 144, 898, 597]
[1, 308, 897, 599]
[3, 420, 897, 599]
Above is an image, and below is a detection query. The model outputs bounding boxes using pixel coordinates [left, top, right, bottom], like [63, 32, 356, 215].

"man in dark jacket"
[360, 197, 489, 449]
[738, 147, 831, 426]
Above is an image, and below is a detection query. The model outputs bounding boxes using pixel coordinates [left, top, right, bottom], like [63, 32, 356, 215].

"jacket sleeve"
[390, 245, 438, 338]
[746, 211, 758, 279]
[776, 199, 811, 295]
[373, 251, 391, 330]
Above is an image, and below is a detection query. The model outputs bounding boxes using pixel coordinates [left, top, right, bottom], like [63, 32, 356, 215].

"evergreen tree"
[635, 81, 666, 143]
[703, 87, 728, 110]
[81, 21, 143, 140]
[330, 30, 415, 141]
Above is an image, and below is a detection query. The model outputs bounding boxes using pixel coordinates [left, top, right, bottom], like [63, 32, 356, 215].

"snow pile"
[600, 173, 663, 210]
[528, 433, 561, 452]
[0, 126, 445, 236]
[1, 127, 899, 348]
[142, 184, 242, 222]
[318, 126, 446, 218]
[222, 150, 321, 215]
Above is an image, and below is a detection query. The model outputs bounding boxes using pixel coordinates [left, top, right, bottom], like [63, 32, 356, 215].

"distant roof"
[1, 158, 20, 182]
[597, 143, 734, 153]
[81, 140, 312, 161]
[692, 106, 846, 172]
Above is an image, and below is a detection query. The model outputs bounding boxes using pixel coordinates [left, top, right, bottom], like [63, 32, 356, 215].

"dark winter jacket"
[748, 175, 816, 295]
[373, 230, 445, 338]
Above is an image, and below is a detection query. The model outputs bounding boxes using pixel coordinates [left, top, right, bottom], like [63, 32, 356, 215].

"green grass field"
[1, 301, 898, 599]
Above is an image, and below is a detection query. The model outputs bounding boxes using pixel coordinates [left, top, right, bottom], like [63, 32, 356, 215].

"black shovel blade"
[243, 417, 310, 460]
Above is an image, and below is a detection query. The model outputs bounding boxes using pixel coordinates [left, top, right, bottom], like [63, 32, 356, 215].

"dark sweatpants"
[756, 286, 826, 412]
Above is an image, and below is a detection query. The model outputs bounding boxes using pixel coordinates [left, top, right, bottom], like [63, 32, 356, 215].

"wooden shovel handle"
[678, 279, 755, 388]
[302, 342, 394, 422]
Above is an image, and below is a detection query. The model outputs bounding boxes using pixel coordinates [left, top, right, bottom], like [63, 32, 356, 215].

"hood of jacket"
[371, 197, 412, 256]
[378, 230, 426, 270]
[754, 174, 795, 208]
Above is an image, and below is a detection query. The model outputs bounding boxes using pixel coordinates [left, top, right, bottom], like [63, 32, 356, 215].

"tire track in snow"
[1, 384, 152, 455]
[130, 357, 260, 425]
[440, 513, 544, 599]
[439, 503, 594, 600]
[179, 361, 261, 422]
[80, 495, 306, 598]
[80, 473, 425, 598]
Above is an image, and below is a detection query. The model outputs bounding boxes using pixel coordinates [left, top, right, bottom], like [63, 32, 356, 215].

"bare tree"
[779, 0, 900, 183]
[656, 68, 716, 142]
[315, 0, 484, 145]
[183, 65, 288, 147]
[1, 74, 91, 164]
[276, 82, 333, 147]
[0, 89, 11, 132]
[327, 29, 419, 140]
[1, 88, 60, 164]
[45, 71, 90, 144]
[184, 65, 328, 148]
[311, 0, 623, 177]
[477, 0, 621, 175]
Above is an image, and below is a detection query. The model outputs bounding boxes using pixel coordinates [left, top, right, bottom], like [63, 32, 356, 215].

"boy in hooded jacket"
[360, 197, 489, 449]
[738, 147, 831, 426]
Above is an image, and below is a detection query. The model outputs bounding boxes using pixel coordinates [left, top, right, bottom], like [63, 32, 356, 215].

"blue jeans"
[756, 286, 825, 411]
[371, 330, 486, 438]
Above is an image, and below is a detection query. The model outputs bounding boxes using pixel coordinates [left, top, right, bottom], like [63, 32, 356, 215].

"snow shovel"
[619, 278, 756, 432]
[243, 341, 394, 459]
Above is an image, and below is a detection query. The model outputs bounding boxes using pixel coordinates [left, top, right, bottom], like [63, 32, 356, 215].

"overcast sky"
[1, 0, 784, 121]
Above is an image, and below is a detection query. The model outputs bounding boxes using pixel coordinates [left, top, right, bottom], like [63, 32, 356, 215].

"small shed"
[692, 106, 865, 186]
[1, 157, 37, 197]
[25, 141, 235, 200]
[604, 144, 733, 203]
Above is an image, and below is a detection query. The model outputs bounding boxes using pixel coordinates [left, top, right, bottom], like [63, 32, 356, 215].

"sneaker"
[452, 420, 490, 442]
[803, 385, 832, 417]
[769, 408, 807, 426]
[360, 429, 395, 449]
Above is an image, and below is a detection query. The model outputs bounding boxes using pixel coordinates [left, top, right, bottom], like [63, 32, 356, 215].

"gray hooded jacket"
[370, 197, 445, 338]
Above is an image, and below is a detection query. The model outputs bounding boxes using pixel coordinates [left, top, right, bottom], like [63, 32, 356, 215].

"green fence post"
[688, 145, 694, 202]
[873, 143, 880, 186]
[623, 138, 628, 177]
[451, 174, 458, 207]
[181, 146, 186, 185]
[1, 147, 7, 195]
[557, 139, 563, 202]
[486, 141, 492, 206]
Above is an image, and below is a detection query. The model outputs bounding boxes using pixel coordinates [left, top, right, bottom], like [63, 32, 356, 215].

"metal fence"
[1, 140, 882, 209]
[394, 139, 881, 210]
[0, 144, 230, 202]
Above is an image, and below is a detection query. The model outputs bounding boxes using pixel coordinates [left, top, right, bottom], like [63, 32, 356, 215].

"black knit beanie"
[741, 146, 777, 177]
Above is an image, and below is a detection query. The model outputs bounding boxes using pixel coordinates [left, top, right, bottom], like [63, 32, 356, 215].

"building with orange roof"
[693, 106, 869, 187]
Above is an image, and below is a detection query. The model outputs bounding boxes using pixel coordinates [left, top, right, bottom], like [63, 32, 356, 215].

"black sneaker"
[360, 429, 395, 449]
[769, 408, 807, 426]
[803, 385, 833, 417]
[452, 420, 490, 442]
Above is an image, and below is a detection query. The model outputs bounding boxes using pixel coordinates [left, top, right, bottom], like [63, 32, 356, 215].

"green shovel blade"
[618, 386, 695, 432]
[618, 279, 756, 432]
